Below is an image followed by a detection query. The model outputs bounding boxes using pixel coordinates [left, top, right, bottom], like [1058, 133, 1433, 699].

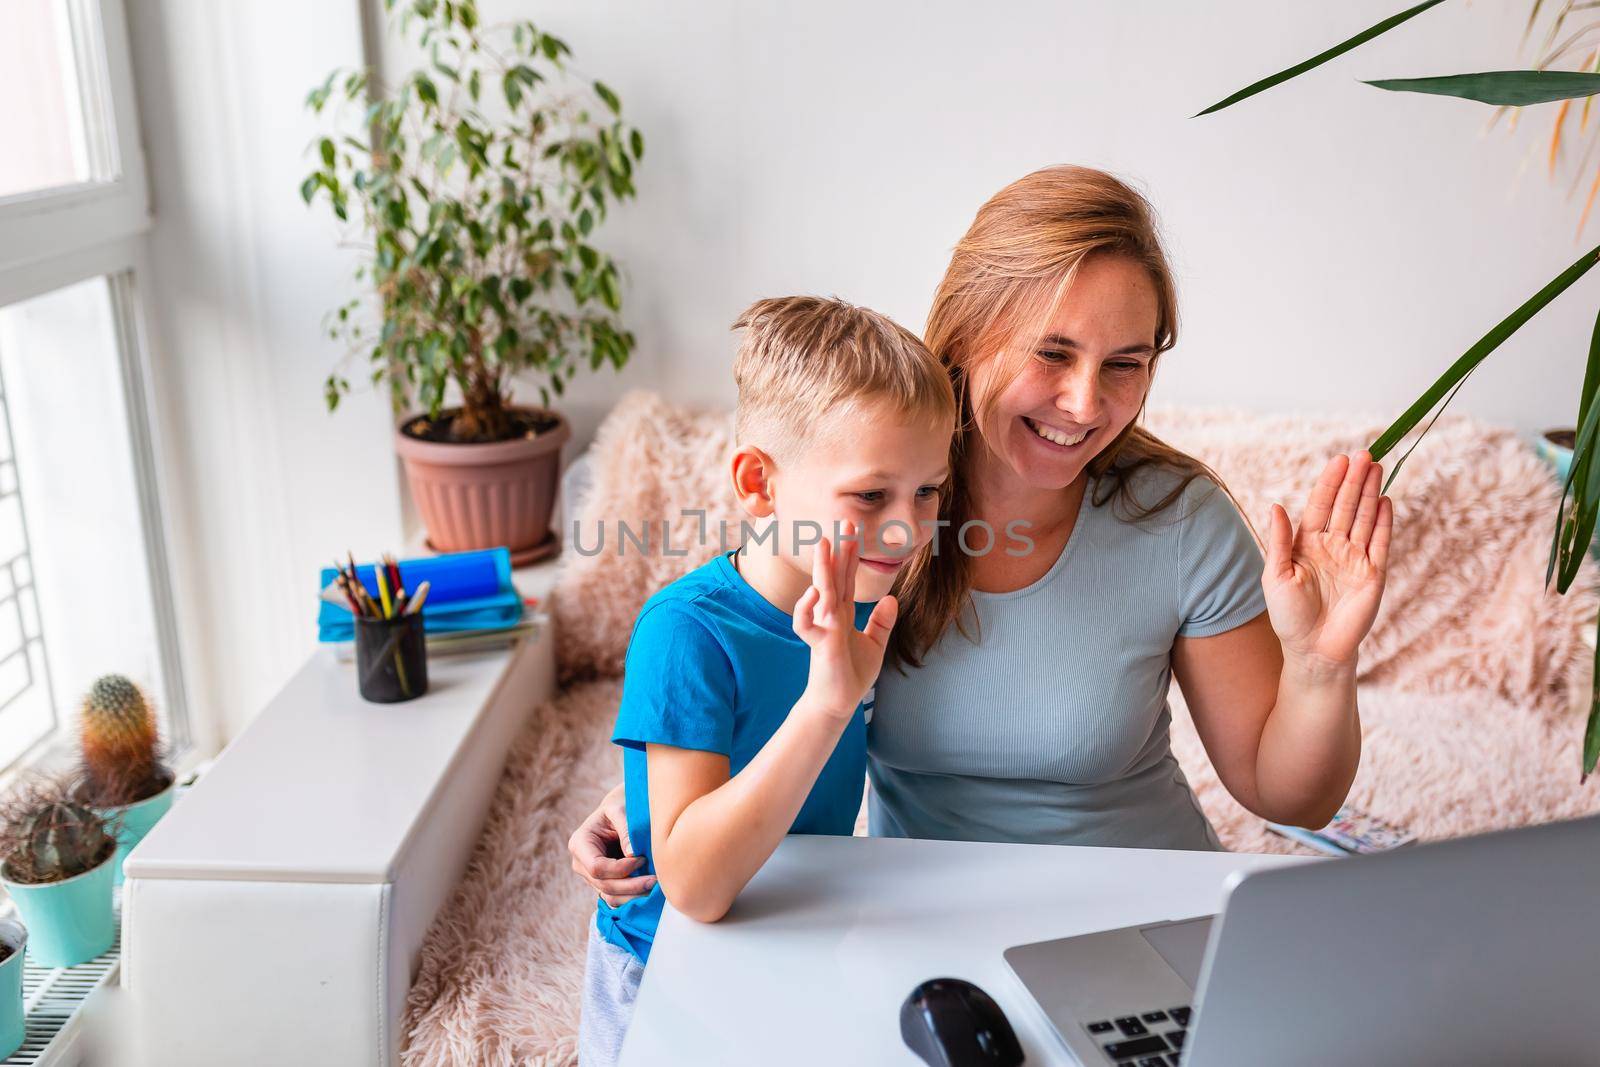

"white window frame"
[0, 0, 193, 769]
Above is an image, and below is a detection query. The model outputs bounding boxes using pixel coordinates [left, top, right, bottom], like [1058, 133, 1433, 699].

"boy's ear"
[730, 445, 776, 518]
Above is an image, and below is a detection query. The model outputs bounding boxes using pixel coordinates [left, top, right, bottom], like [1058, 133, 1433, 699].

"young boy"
[577, 296, 955, 1065]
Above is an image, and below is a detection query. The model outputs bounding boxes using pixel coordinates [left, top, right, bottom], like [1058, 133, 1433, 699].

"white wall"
[131, 0, 1590, 745]
[450, 0, 1588, 441]
[129, 0, 404, 746]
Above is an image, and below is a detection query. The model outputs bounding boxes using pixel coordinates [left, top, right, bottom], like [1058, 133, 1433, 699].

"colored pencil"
[375, 564, 393, 619]
[404, 580, 431, 615]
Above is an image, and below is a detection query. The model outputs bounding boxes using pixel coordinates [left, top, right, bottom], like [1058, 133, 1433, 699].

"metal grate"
[2, 901, 119, 1066]
[0, 361, 55, 733]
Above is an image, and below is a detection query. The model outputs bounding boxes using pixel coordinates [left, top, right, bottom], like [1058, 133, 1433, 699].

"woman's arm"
[1173, 613, 1359, 826]
[1174, 451, 1390, 828]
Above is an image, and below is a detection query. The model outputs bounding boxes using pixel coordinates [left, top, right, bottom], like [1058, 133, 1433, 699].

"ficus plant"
[302, 0, 642, 443]
[1198, 0, 1600, 777]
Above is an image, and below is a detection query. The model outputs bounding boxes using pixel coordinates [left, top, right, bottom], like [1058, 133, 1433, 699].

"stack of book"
[1265, 805, 1416, 857]
[317, 547, 536, 658]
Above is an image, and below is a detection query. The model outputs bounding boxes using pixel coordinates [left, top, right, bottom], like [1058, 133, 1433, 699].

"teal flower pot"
[2, 852, 115, 967]
[97, 773, 176, 887]
[1537, 429, 1600, 560]
[0, 920, 25, 1059]
[1537, 429, 1575, 486]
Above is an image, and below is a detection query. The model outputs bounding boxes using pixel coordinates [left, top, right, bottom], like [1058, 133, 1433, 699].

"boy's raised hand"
[792, 522, 898, 720]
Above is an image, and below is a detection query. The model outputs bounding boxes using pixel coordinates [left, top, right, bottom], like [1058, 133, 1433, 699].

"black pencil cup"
[355, 613, 429, 703]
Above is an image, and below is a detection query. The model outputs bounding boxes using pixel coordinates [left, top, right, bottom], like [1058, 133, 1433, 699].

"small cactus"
[0, 775, 115, 885]
[78, 675, 170, 808]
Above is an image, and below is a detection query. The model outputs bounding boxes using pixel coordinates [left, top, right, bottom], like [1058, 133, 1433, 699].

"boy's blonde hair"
[731, 296, 955, 460]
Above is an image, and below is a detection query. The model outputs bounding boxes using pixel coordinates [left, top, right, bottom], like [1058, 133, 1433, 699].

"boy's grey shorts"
[579, 915, 645, 1067]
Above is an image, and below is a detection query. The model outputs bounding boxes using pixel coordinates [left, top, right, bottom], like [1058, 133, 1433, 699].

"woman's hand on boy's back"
[568, 781, 656, 907]
[793, 523, 898, 719]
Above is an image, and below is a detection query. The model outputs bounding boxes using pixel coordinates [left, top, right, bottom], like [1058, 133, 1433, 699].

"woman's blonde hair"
[889, 165, 1231, 669]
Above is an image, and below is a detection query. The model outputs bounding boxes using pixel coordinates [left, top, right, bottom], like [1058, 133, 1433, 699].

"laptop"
[1004, 813, 1600, 1066]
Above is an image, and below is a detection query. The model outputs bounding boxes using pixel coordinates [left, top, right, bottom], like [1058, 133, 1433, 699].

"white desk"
[122, 621, 555, 1066]
[621, 836, 1305, 1066]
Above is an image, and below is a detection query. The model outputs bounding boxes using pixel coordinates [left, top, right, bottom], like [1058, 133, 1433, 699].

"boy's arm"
[646, 688, 854, 923]
[649, 526, 896, 924]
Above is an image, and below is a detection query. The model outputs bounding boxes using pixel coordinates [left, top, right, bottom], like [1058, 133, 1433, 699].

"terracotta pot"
[395, 408, 571, 565]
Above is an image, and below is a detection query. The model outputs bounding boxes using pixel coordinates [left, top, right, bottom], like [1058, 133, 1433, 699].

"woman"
[570, 164, 1391, 902]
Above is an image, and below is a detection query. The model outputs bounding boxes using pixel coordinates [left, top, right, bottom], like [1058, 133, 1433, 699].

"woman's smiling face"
[972, 253, 1159, 494]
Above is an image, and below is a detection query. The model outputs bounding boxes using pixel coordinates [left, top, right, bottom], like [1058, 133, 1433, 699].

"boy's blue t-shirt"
[594, 551, 874, 963]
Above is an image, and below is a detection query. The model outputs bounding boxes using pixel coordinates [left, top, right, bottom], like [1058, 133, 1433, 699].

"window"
[0, 1, 190, 772]
[0, 0, 99, 199]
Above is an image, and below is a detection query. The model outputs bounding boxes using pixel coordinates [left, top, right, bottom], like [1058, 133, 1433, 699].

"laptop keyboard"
[1084, 1004, 1190, 1064]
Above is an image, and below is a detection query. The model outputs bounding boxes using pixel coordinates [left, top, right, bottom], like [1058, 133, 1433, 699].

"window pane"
[0, 276, 174, 769]
[0, 0, 93, 199]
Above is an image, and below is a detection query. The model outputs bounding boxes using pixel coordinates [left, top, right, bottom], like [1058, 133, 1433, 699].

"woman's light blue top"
[868, 465, 1267, 852]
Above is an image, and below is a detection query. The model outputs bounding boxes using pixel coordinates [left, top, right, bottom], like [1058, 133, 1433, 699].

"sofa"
[397, 391, 1600, 1066]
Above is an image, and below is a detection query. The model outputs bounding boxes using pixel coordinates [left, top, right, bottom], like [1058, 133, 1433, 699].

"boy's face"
[756, 402, 953, 603]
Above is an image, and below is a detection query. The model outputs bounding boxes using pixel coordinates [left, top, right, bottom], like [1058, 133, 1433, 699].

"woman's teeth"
[1025, 417, 1089, 448]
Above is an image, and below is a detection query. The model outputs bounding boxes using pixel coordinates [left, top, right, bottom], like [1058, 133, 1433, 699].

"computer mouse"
[900, 977, 1025, 1066]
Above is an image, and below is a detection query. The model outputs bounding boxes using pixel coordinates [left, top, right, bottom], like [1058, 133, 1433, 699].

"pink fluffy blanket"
[400, 393, 1600, 1066]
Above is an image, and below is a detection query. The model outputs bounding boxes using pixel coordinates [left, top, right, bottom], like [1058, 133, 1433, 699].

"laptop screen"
[1139, 916, 1214, 989]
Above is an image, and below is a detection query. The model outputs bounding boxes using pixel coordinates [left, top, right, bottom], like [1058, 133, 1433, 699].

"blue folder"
[317, 547, 524, 642]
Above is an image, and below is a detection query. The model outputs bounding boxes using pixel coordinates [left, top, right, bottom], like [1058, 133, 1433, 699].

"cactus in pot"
[0, 775, 117, 966]
[0, 919, 23, 1059]
[74, 675, 177, 885]
[0, 778, 115, 885]
[77, 675, 171, 807]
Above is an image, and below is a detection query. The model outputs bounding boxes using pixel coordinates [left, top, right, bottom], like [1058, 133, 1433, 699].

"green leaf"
[594, 80, 621, 114]
[468, 69, 481, 102]
[1549, 386, 1600, 590]
[300, 174, 319, 204]
[1365, 70, 1600, 107]
[540, 33, 569, 63]
[324, 374, 348, 411]
[1195, 0, 1449, 117]
[416, 75, 439, 106]
[630, 128, 644, 160]
[1549, 307, 1600, 593]
[319, 138, 336, 168]
[306, 70, 337, 111]
[1585, 629, 1600, 779]
[1369, 243, 1600, 482]
[503, 65, 539, 109]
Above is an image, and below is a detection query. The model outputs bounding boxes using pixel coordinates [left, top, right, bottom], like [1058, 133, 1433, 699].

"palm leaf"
[1585, 622, 1600, 779]
[1580, 164, 1600, 233]
[1553, 98, 1572, 173]
[1370, 244, 1600, 489]
[1525, 0, 1550, 50]
[1195, 0, 1450, 117]
[1548, 310, 1600, 591]
[1366, 69, 1600, 105]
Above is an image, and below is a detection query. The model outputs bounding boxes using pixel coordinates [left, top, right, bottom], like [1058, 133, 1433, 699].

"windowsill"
[0, 755, 202, 1067]
[0, 738, 205, 909]
[0, 735, 205, 799]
